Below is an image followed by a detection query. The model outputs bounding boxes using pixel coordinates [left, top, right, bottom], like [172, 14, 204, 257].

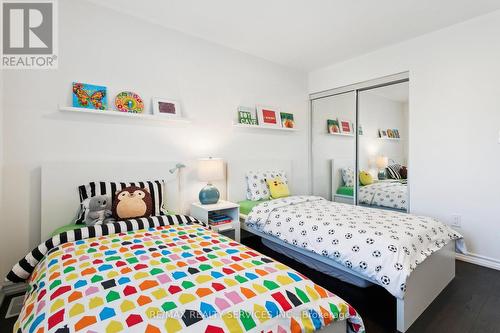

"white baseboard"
[456, 252, 500, 271]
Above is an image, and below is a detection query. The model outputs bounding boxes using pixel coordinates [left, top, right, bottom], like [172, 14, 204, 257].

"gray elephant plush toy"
[84, 195, 113, 226]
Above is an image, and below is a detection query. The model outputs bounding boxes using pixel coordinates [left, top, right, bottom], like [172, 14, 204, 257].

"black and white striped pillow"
[75, 180, 166, 224]
[386, 164, 402, 179]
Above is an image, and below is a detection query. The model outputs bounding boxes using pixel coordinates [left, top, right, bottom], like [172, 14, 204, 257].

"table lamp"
[375, 156, 388, 180]
[198, 157, 224, 204]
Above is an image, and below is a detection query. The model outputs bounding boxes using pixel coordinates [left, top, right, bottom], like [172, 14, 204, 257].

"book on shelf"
[208, 212, 233, 226]
[208, 219, 233, 226]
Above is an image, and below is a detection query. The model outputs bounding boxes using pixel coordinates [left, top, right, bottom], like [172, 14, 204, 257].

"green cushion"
[238, 200, 268, 215]
[51, 224, 85, 237]
[51, 211, 177, 237]
[336, 186, 354, 197]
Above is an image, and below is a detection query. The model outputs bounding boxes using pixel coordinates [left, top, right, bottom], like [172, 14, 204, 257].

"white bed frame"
[41, 161, 183, 240]
[228, 159, 456, 333]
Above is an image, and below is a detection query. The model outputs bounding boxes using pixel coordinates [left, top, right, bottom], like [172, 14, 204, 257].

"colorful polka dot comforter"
[13, 220, 365, 333]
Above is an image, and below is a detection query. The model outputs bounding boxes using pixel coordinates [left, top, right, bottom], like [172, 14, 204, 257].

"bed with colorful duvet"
[7, 215, 365, 333]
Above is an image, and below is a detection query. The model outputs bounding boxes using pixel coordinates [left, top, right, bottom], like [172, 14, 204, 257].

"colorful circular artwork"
[114, 91, 144, 113]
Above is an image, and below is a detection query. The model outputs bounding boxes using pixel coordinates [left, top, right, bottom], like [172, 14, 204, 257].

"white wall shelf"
[233, 122, 297, 131]
[327, 132, 354, 137]
[59, 106, 192, 124]
[377, 137, 401, 141]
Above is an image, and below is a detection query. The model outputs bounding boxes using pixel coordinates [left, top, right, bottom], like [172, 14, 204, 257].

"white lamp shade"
[198, 158, 224, 182]
[375, 156, 389, 169]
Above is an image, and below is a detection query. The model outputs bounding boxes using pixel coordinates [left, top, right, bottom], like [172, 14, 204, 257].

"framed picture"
[393, 129, 400, 138]
[256, 106, 280, 127]
[72, 82, 107, 110]
[152, 98, 181, 118]
[327, 119, 341, 134]
[280, 112, 295, 128]
[339, 119, 353, 135]
[387, 129, 394, 138]
[237, 106, 258, 125]
[379, 129, 388, 138]
[115, 91, 144, 113]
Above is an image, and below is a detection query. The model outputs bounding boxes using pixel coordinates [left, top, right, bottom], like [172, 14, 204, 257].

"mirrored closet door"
[357, 81, 409, 212]
[310, 74, 409, 212]
[311, 92, 356, 204]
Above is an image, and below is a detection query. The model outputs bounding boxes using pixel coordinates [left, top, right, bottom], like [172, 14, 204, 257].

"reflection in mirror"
[357, 81, 409, 212]
[311, 92, 356, 204]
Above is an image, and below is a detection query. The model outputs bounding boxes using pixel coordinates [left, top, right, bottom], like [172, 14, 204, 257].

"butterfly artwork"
[72, 82, 107, 110]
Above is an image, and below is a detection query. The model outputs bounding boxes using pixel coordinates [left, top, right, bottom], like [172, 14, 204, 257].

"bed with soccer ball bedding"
[244, 196, 466, 299]
[8, 215, 364, 333]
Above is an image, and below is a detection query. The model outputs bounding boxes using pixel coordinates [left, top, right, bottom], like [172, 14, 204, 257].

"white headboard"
[226, 159, 293, 202]
[41, 161, 183, 240]
[331, 158, 354, 200]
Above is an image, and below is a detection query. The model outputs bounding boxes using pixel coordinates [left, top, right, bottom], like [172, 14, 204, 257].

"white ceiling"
[363, 81, 409, 103]
[90, 0, 500, 71]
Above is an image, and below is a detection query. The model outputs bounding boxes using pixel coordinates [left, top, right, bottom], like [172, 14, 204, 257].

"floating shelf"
[233, 122, 297, 131]
[327, 132, 354, 137]
[59, 106, 191, 124]
[377, 137, 401, 141]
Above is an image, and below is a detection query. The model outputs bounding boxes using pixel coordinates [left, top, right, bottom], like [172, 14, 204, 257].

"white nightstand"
[190, 200, 240, 242]
[333, 194, 355, 205]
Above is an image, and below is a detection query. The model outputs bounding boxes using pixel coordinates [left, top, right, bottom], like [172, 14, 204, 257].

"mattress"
[258, 232, 374, 288]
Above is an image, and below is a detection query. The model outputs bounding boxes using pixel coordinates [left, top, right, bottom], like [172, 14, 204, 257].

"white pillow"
[341, 167, 355, 187]
[245, 170, 288, 201]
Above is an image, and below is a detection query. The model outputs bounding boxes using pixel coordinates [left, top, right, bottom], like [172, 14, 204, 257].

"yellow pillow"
[266, 177, 290, 199]
[359, 171, 373, 186]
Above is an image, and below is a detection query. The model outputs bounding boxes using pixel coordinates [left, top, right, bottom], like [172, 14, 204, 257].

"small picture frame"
[393, 129, 400, 138]
[72, 82, 107, 110]
[339, 119, 353, 135]
[257, 106, 281, 127]
[280, 112, 295, 128]
[152, 98, 181, 118]
[238, 106, 258, 125]
[387, 129, 394, 138]
[327, 119, 341, 134]
[379, 129, 388, 138]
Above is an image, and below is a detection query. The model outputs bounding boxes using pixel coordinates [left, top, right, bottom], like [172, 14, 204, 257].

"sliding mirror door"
[357, 81, 409, 212]
[311, 92, 356, 203]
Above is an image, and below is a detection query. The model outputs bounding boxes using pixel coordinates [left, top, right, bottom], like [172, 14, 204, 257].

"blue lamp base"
[199, 184, 220, 204]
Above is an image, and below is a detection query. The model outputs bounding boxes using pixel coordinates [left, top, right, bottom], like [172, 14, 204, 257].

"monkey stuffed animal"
[112, 186, 153, 220]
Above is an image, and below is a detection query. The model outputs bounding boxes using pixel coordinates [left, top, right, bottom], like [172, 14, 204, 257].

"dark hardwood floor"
[241, 235, 500, 333]
[1, 235, 499, 333]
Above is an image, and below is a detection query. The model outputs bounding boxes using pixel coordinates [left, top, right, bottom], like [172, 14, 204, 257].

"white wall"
[358, 93, 407, 176]
[0, 1, 308, 280]
[309, 10, 500, 266]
